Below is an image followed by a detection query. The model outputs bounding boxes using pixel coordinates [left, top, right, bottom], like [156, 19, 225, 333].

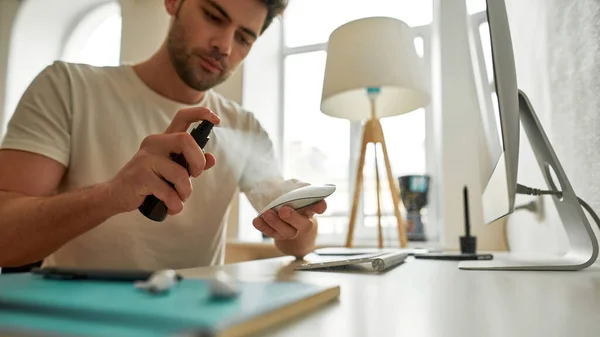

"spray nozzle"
[191, 121, 214, 149]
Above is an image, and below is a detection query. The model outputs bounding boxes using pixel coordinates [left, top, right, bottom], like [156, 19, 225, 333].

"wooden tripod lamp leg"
[346, 129, 369, 248]
[380, 136, 408, 248]
[374, 146, 383, 248]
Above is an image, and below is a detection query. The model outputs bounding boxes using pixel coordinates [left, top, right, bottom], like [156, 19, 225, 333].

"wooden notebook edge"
[219, 284, 341, 337]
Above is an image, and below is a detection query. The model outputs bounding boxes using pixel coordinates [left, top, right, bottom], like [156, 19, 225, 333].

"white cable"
[577, 196, 600, 233]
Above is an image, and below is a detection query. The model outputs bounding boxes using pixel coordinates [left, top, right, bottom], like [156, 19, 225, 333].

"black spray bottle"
[138, 121, 215, 222]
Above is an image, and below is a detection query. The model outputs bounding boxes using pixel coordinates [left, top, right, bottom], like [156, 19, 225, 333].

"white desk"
[179, 253, 600, 337]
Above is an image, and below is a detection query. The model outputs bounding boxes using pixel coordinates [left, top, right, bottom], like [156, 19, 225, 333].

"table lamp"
[320, 16, 430, 248]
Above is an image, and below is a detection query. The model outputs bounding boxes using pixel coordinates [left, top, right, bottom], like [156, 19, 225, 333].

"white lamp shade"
[320, 17, 430, 121]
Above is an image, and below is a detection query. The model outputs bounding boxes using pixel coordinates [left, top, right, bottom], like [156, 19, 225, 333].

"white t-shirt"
[0, 61, 295, 270]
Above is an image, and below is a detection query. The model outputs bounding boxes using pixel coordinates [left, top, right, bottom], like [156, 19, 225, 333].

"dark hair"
[260, 0, 288, 34]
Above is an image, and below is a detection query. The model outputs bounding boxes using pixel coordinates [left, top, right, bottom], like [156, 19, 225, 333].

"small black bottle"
[138, 121, 215, 222]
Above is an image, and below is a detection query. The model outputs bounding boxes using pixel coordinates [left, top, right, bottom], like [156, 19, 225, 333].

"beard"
[166, 17, 230, 91]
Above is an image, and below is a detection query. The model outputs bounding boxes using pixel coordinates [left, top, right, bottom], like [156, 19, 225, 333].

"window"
[284, 0, 433, 48]
[239, 1, 492, 246]
[280, 0, 433, 245]
[240, 0, 498, 245]
[282, 50, 351, 220]
[61, 2, 122, 66]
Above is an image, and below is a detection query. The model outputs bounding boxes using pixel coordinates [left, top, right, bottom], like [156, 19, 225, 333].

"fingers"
[254, 201, 327, 240]
[298, 200, 328, 217]
[278, 206, 313, 234]
[256, 210, 299, 240]
[172, 133, 205, 177]
[152, 156, 193, 202]
[253, 218, 283, 240]
[142, 132, 214, 177]
[165, 107, 220, 134]
[204, 152, 216, 170]
[141, 168, 184, 214]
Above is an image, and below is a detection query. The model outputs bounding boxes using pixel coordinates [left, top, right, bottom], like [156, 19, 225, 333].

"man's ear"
[165, 0, 182, 16]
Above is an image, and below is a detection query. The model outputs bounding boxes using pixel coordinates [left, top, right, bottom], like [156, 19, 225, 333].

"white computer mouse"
[258, 184, 336, 216]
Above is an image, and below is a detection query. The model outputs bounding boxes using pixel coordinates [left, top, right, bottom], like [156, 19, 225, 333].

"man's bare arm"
[0, 150, 120, 267]
[0, 108, 221, 267]
[0, 185, 119, 267]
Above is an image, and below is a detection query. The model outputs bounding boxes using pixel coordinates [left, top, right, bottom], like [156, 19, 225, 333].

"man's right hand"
[107, 107, 221, 215]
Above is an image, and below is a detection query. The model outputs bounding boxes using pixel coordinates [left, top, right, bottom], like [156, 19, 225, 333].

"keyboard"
[294, 250, 409, 272]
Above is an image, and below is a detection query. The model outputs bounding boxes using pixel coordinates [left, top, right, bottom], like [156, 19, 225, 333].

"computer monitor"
[459, 0, 599, 270]
[473, 0, 520, 226]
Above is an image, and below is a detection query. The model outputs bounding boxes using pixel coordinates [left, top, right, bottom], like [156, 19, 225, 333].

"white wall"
[505, 0, 600, 253]
[119, 0, 169, 65]
[430, 0, 506, 251]
[503, 0, 565, 253]
[0, 0, 20, 138]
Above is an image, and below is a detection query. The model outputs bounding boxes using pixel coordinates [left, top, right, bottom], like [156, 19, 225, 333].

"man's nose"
[210, 29, 234, 57]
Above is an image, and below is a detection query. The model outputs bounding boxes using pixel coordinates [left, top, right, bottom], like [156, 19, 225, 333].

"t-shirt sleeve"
[0, 62, 72, 167]
[238, 112, 307, 213]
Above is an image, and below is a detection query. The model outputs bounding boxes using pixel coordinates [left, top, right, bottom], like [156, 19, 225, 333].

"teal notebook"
[0, 273, 340, 337]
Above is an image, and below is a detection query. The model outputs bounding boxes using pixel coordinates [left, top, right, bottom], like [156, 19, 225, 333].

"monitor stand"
[459, 89, 599, 271]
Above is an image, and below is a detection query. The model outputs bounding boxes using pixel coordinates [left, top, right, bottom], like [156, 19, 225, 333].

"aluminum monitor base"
[459, 90, 599, 271]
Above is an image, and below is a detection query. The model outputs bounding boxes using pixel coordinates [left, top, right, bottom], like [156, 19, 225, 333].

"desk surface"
[179, 253, 600, 337]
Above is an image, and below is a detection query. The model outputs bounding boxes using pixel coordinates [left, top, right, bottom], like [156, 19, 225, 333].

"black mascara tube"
[138, 121, 214, 222]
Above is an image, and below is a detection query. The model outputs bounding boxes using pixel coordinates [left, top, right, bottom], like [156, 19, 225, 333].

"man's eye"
[237, 35, 250, 46]
[204, 10, 221, 23]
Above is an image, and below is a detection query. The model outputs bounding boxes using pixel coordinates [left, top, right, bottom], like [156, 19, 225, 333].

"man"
[0, 0, 326, 270]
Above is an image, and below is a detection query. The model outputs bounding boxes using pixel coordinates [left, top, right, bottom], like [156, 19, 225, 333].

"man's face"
[166, 0, 267, 91]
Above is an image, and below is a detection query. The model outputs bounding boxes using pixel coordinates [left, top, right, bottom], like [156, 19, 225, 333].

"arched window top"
[61, 1, 122, 67]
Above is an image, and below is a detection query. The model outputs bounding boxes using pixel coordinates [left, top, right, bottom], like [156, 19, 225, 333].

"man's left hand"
[252, 200, 327, 240]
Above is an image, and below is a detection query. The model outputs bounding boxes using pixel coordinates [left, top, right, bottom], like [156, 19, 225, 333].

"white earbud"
[208, 270, 239, 299]
[135, 269, 178, 294]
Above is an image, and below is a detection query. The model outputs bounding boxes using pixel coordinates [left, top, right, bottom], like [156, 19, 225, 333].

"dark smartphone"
[31, 267, 183, 282]
[413, 253, 494, 261]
